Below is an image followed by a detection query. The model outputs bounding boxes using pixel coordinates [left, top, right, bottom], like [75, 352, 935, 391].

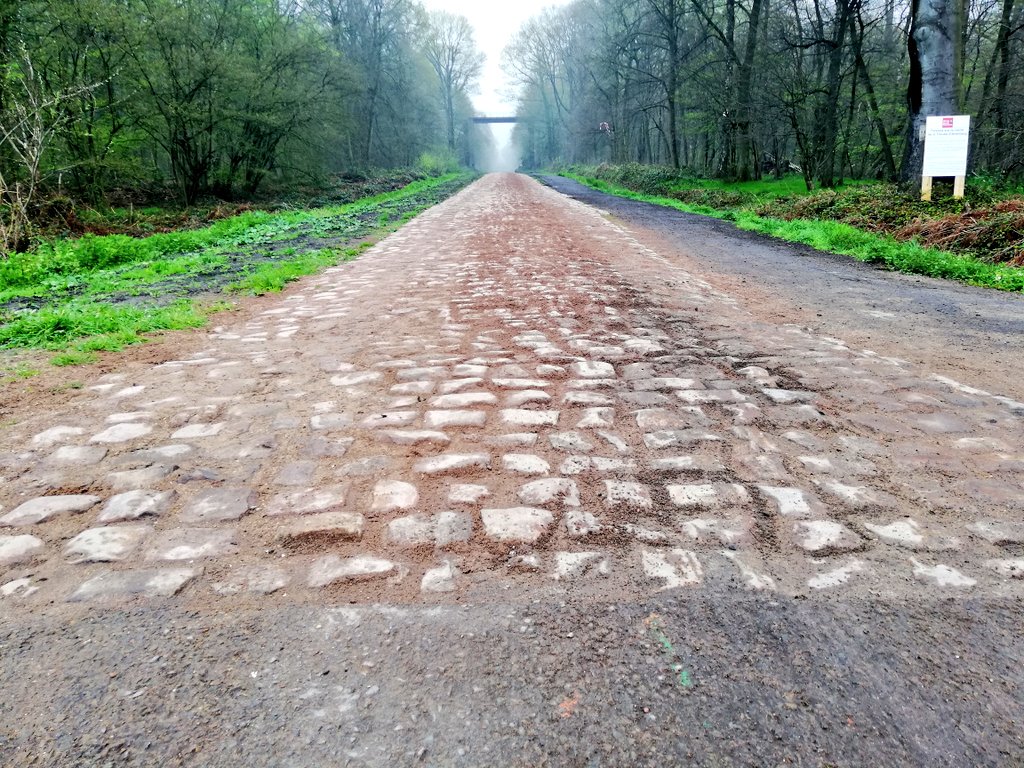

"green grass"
[51, 350, 99, 366]
[562, 173, 1024, 292]
[660, 174, 873, 194]
[0, 361, 40, 382]
[0, 172, 475, 363]
[670, 175, 811, 191]
[228, 247, 345, 295]
[0, 301, 208, 367]
[671, 175, 817, 196]
[0, 172, 469, 298]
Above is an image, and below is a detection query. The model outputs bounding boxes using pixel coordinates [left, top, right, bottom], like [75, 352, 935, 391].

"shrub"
[418, 150, 461, 176]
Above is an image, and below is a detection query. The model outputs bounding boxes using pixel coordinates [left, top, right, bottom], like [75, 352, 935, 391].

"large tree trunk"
[816, 0, 852, 188]
[733, 0, 763, 180]
[901, 0, 962, 181]
[719, 0, 737, 176]
[666, 0, 682, 169]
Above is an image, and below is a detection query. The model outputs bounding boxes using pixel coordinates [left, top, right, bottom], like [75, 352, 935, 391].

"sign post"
[921, 115, 971, 201]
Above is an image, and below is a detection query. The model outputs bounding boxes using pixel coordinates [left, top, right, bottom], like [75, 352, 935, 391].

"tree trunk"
[901, 0, 962, 181]
[851, 8, 898, 180]
[665, 0, 681, 169]
[993, 0, 1015, 167]
[734, 0, 764, 181]
[816, 0, 852, 188]
[720, 0, 737, 176]
[445, 85, 456, 151]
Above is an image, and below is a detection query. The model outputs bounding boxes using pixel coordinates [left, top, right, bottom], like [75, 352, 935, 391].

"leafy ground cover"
[30, 169, 449, 243]
[561, 165, 1024, 291]
[0, 172, 473, 366]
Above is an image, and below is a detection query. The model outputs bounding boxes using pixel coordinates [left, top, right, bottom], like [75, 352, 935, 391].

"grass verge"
[0, 172, 475, 364]
[561, 172, 1024, 292]
[0, 301, 208, 366]
[227, 243, 370, 295]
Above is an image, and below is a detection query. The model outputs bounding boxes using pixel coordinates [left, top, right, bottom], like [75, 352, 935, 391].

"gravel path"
[1, 173, 1022, 765]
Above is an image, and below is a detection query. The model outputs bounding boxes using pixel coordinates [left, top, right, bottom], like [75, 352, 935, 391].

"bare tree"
[423, 10, 483, 153]
[1, 49, 97, 253]
[315, 0, 419, 167]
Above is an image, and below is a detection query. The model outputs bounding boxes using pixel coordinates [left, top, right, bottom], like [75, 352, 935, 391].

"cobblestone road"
[2, 173, 1023, 610]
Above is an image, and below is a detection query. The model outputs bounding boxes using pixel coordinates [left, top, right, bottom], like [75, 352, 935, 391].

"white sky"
[420, 0, 573, 115]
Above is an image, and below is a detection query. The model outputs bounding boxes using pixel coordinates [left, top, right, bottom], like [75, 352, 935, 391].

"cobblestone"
[565, 509, 603, 537]
[414, 453, 490, 475]
[89, 423, 152, 443]
[424, 410, 486, 428]
[642, 549, 703, 589]
[502, 454, 551, 475]
[371, 481, 419, 513]
[518, 478, 580, 507]
[98, 490, 175, 524]
[171, 423, 224, 439]
[667, 483, 750, 510]
[448, 484, 489, 504]
[0, 495, 101, 527]
[421, 560, 459, 592]
[69, 568, 196, 602]
[278, 512, 365, 544]
[501, 409, 559, 427]
[481, 507, 554, 542]
[793, 521, 863, 554]
[212, 566, 288, 596]
[0, 535, 44, 566]
[308, 555, 397, 588]
[179, 488, 254, 523]
[266, 487, 348, 517]
[553, 551, 608, 580]
[1, 173, 1021, 608]
[107, 464, 175, 491]
[387, 515, 435, 546]
[46, 445, 107, 466]
[968, 521, 1024, 545]
[65, 525, 151, 563]
[31, 426, 85, 446]
[146, 529, 237, 561]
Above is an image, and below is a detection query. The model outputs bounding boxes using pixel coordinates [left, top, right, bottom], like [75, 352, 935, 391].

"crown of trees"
[0, 0, 486, 212]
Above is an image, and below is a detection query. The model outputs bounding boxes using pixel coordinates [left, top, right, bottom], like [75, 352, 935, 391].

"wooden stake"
[921, 175, 933, 202]
[954, 175, 965, 199]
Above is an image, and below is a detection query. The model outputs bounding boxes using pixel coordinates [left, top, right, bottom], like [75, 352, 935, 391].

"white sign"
[922, 115, 971, 177]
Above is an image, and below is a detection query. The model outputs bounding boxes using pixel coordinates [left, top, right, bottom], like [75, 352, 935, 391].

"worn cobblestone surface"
[2, 173, 1023, 609]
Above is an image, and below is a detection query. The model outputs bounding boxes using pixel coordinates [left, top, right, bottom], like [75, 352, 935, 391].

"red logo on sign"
[942, 117, 954, 128]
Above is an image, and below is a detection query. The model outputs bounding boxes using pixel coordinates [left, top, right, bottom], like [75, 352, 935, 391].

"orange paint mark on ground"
[558, 692, 580, 718]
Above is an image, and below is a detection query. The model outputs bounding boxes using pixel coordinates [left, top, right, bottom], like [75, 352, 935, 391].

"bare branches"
[423, 10, 483, 152]
[1, 46, 100, 253]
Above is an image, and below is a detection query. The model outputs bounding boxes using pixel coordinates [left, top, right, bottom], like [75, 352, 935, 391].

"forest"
[0, 0, 487, 252]
[2, 0, 1023, 257]
[505, 0, 1023, 188]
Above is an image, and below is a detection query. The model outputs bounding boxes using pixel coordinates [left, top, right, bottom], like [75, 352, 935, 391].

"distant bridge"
[470, 116, 519, 124]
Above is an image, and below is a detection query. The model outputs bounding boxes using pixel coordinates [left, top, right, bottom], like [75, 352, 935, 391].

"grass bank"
[28, 168, 458, 243]
[0, 171, 474, 366]
[560, 166, 1024, 292]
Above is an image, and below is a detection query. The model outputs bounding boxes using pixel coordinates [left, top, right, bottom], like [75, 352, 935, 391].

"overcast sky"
[420, 0, 573, 115]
